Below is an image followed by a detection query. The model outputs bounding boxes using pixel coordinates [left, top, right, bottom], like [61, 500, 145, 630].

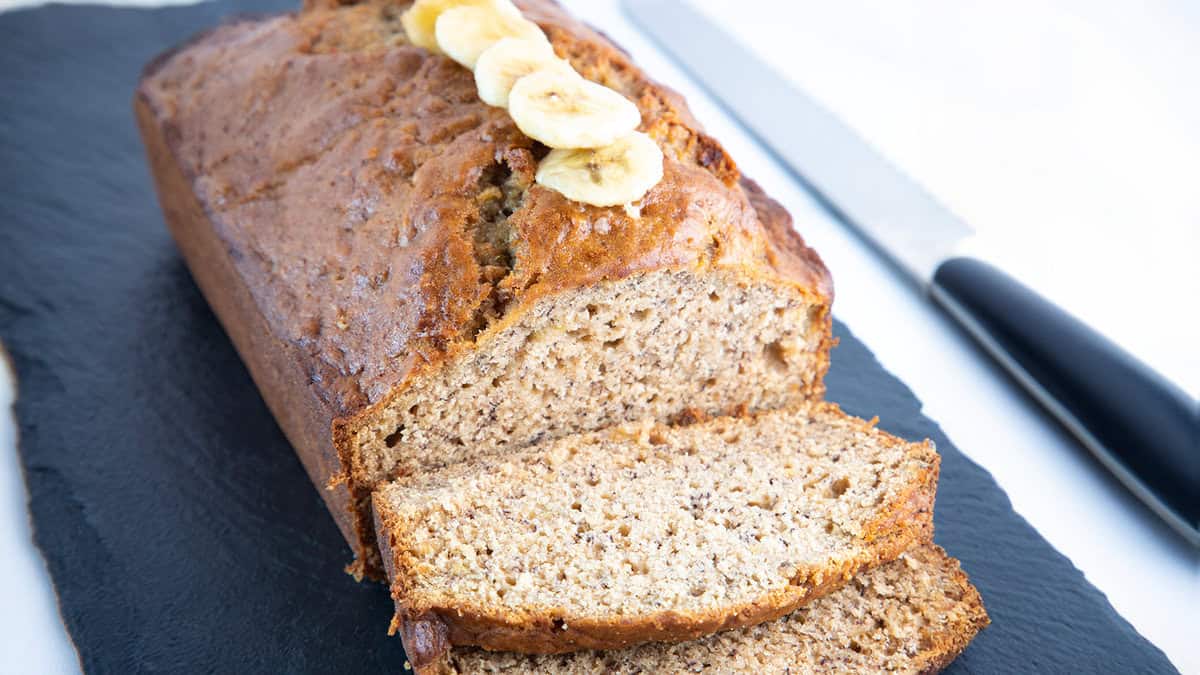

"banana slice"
[435, 3, 550, 69]
[508, 69, 641, 149]
[535, 132, 664, 207]
[401, 0, 509, 54]
[475, 38, 575, 108]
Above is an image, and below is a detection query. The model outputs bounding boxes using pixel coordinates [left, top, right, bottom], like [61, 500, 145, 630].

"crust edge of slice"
[429, 544, 989, 675]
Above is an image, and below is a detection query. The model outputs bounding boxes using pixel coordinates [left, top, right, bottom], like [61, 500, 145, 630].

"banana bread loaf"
[419, 545, 988, 674]
[135, 0, 833, 576]
[374, 403, 938, 659]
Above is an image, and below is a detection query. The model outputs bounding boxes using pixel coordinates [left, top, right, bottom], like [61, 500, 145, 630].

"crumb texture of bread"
[355, 268, 829, 484]
[135, 0, 834, 571]
[439, 545, 988, 674]
[375, 404, 939, 653]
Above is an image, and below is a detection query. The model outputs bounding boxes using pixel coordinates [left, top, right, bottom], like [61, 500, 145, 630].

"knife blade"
[624, 0, 1199, 546]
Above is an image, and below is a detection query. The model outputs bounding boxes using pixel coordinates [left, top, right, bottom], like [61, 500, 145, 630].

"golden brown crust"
[135, 91, 366, 551]
[912, 546, 991, 674]
[136, 0, 833, 573]
[374, 403, 937, 657]
[739, 177, 833, 303]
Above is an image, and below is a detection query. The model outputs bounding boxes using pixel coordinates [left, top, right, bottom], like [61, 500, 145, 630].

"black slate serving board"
[0, 2, 1179, 673]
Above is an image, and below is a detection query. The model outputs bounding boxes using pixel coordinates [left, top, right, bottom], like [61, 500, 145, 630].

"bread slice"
[430, 545, 988, 675]
[373, 404, 939, 662]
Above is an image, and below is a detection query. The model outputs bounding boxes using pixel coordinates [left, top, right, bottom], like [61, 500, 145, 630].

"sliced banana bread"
[374, 403, 939, 659]
[431, 545, 988, 675]
[135, 0, 833, 577]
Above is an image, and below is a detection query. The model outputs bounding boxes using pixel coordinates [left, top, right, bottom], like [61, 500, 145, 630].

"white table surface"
[1, 0, 1197, 672]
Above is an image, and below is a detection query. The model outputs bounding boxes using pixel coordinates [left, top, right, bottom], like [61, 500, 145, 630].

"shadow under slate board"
[0, 1, 1178, 673]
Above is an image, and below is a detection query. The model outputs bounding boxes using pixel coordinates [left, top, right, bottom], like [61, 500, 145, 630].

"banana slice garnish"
[535, 132, 664, 207]
[475, 38, 575, 108]
[435, 3, 549, 69]
[402, 0, 664, 208]
[401, 0, 506, 54]
[508, 69, 641, 149]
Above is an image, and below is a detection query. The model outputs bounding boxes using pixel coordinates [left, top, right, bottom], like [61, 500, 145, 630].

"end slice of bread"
[433, 544, 988, 674]
[374, 403, 939, 662]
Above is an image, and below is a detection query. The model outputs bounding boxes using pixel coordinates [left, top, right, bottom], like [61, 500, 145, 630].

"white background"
[1, 0, 1197, 673]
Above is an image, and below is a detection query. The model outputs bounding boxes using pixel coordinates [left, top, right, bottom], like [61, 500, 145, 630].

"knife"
[624, 0, 1199, 546]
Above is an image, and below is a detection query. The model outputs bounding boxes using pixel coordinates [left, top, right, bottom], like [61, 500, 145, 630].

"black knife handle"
[931, 256, 1200, 545]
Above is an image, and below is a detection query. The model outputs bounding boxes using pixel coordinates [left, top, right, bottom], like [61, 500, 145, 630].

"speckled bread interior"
[354, 269, 828, 486]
